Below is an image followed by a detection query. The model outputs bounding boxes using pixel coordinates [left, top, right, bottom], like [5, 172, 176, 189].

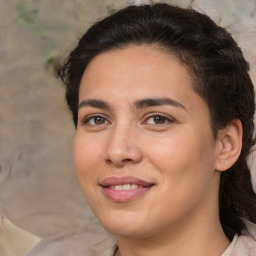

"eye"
[144, 114, 175, 125]
[82, 114, 110, 126]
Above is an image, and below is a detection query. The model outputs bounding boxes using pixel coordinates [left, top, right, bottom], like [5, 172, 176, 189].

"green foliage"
[16, 2, 37, 25]
[106, 3, 116, 15]
[45, 49, 60, 74]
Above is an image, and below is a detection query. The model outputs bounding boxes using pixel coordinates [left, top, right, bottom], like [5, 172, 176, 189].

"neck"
[115, 216, 230, 256]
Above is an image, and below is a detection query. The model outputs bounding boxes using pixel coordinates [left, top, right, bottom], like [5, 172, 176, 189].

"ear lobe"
[215, 119, 243, 172]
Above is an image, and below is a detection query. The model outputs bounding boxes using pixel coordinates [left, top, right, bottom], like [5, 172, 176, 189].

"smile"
[100, 176, 154, 202]
[110, 184, 143, 190]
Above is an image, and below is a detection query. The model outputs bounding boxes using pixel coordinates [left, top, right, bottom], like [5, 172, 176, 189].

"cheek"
[144, 127, 216, 185]
[143, 130, 217, 220]
[73, 132, 103, 181]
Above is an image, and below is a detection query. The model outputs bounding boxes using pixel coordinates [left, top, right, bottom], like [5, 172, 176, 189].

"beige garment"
[25, 232, 116, 256]
[230, 219, 256, 256]
[0, 216, 41, 256]
[222, 235, 239, 256]
[25, 219, 256, 256]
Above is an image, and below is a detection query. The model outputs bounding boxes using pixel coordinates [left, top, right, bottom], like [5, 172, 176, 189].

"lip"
[100, 176, 155, 202]
[101, 176, 154, 187]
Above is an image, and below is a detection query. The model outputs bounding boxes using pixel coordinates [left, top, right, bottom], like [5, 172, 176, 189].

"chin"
[103, 223, 148, 238]
[97, 211, 151, 237]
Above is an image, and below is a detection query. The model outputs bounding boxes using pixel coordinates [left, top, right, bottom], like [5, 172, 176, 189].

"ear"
[215, 119, 243, 172]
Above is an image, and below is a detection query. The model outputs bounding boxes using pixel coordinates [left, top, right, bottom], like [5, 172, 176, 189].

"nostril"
[105, 158, 133, 166]
[105, 159, 112, 165]
[104, 138, 143, 166]
[122, 158, 133, 163]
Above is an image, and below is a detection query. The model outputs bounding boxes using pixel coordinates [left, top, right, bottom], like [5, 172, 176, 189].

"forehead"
[80, 45, 195, 100]
[78, 44, 211, 129]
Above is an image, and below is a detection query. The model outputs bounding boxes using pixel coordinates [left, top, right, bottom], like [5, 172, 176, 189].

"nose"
[104, 125, 143, 167]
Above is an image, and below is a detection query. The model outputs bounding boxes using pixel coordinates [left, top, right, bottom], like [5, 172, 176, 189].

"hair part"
[57, 3, 256, 239]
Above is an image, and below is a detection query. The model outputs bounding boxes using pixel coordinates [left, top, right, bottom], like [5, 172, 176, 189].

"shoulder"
[0, 216, 40, 256]
[231, 218, 256, 256]
[25, 231, 116, 256]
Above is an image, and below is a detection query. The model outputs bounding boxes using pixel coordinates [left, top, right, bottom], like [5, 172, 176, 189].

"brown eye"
[146, 115, 168, 125]
[144, 114, 175, 125]
[83, 115, 110, 126]
[153, 116, 166, 124]
[93, 116, 106, 125]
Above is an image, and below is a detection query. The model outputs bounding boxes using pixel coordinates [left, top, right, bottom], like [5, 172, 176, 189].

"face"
[74, 45, 221, 238]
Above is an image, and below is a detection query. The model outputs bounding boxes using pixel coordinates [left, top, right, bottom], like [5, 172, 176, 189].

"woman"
[57, 3, 256, 255]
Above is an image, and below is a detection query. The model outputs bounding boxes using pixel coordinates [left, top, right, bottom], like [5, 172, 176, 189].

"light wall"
[0, 0, 255, 237]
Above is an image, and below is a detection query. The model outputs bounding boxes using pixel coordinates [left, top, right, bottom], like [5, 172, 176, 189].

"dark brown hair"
[57, 3, 256, 239]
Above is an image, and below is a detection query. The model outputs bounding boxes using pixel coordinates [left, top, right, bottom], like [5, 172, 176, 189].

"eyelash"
[82, 114, 110, 126]
[143, 113, 175, 125]
[81, 113, 176, 126]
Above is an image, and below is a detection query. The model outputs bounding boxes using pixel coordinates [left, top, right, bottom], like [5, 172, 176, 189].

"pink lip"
[101, 176, 154, 187]
[100, 176, 154, 202]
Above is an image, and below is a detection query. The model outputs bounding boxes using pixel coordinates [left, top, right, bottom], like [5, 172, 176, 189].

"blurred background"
[0, 0, 255, 238]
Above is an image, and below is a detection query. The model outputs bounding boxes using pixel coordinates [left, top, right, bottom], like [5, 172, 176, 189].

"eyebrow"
[133, 97, 186, 110]
[78, 97, 186, 110]
[78, 99, 111, 109]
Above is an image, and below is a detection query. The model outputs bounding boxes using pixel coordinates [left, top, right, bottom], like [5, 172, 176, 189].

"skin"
[74, 45, 242, 256]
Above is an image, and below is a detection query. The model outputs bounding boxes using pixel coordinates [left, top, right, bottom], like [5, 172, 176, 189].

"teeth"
[123, 184, 131, 190]
[110, 184, 142, 190]
[131, 184, 138, 190]
[113, 185, 123, 191]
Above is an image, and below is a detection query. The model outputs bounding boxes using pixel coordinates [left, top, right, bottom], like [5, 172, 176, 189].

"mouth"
[108, 184, 145, 191]
[100, 176, 155, 202]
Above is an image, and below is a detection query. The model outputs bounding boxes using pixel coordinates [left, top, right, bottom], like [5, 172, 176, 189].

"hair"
[57, 3, 256, 239]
